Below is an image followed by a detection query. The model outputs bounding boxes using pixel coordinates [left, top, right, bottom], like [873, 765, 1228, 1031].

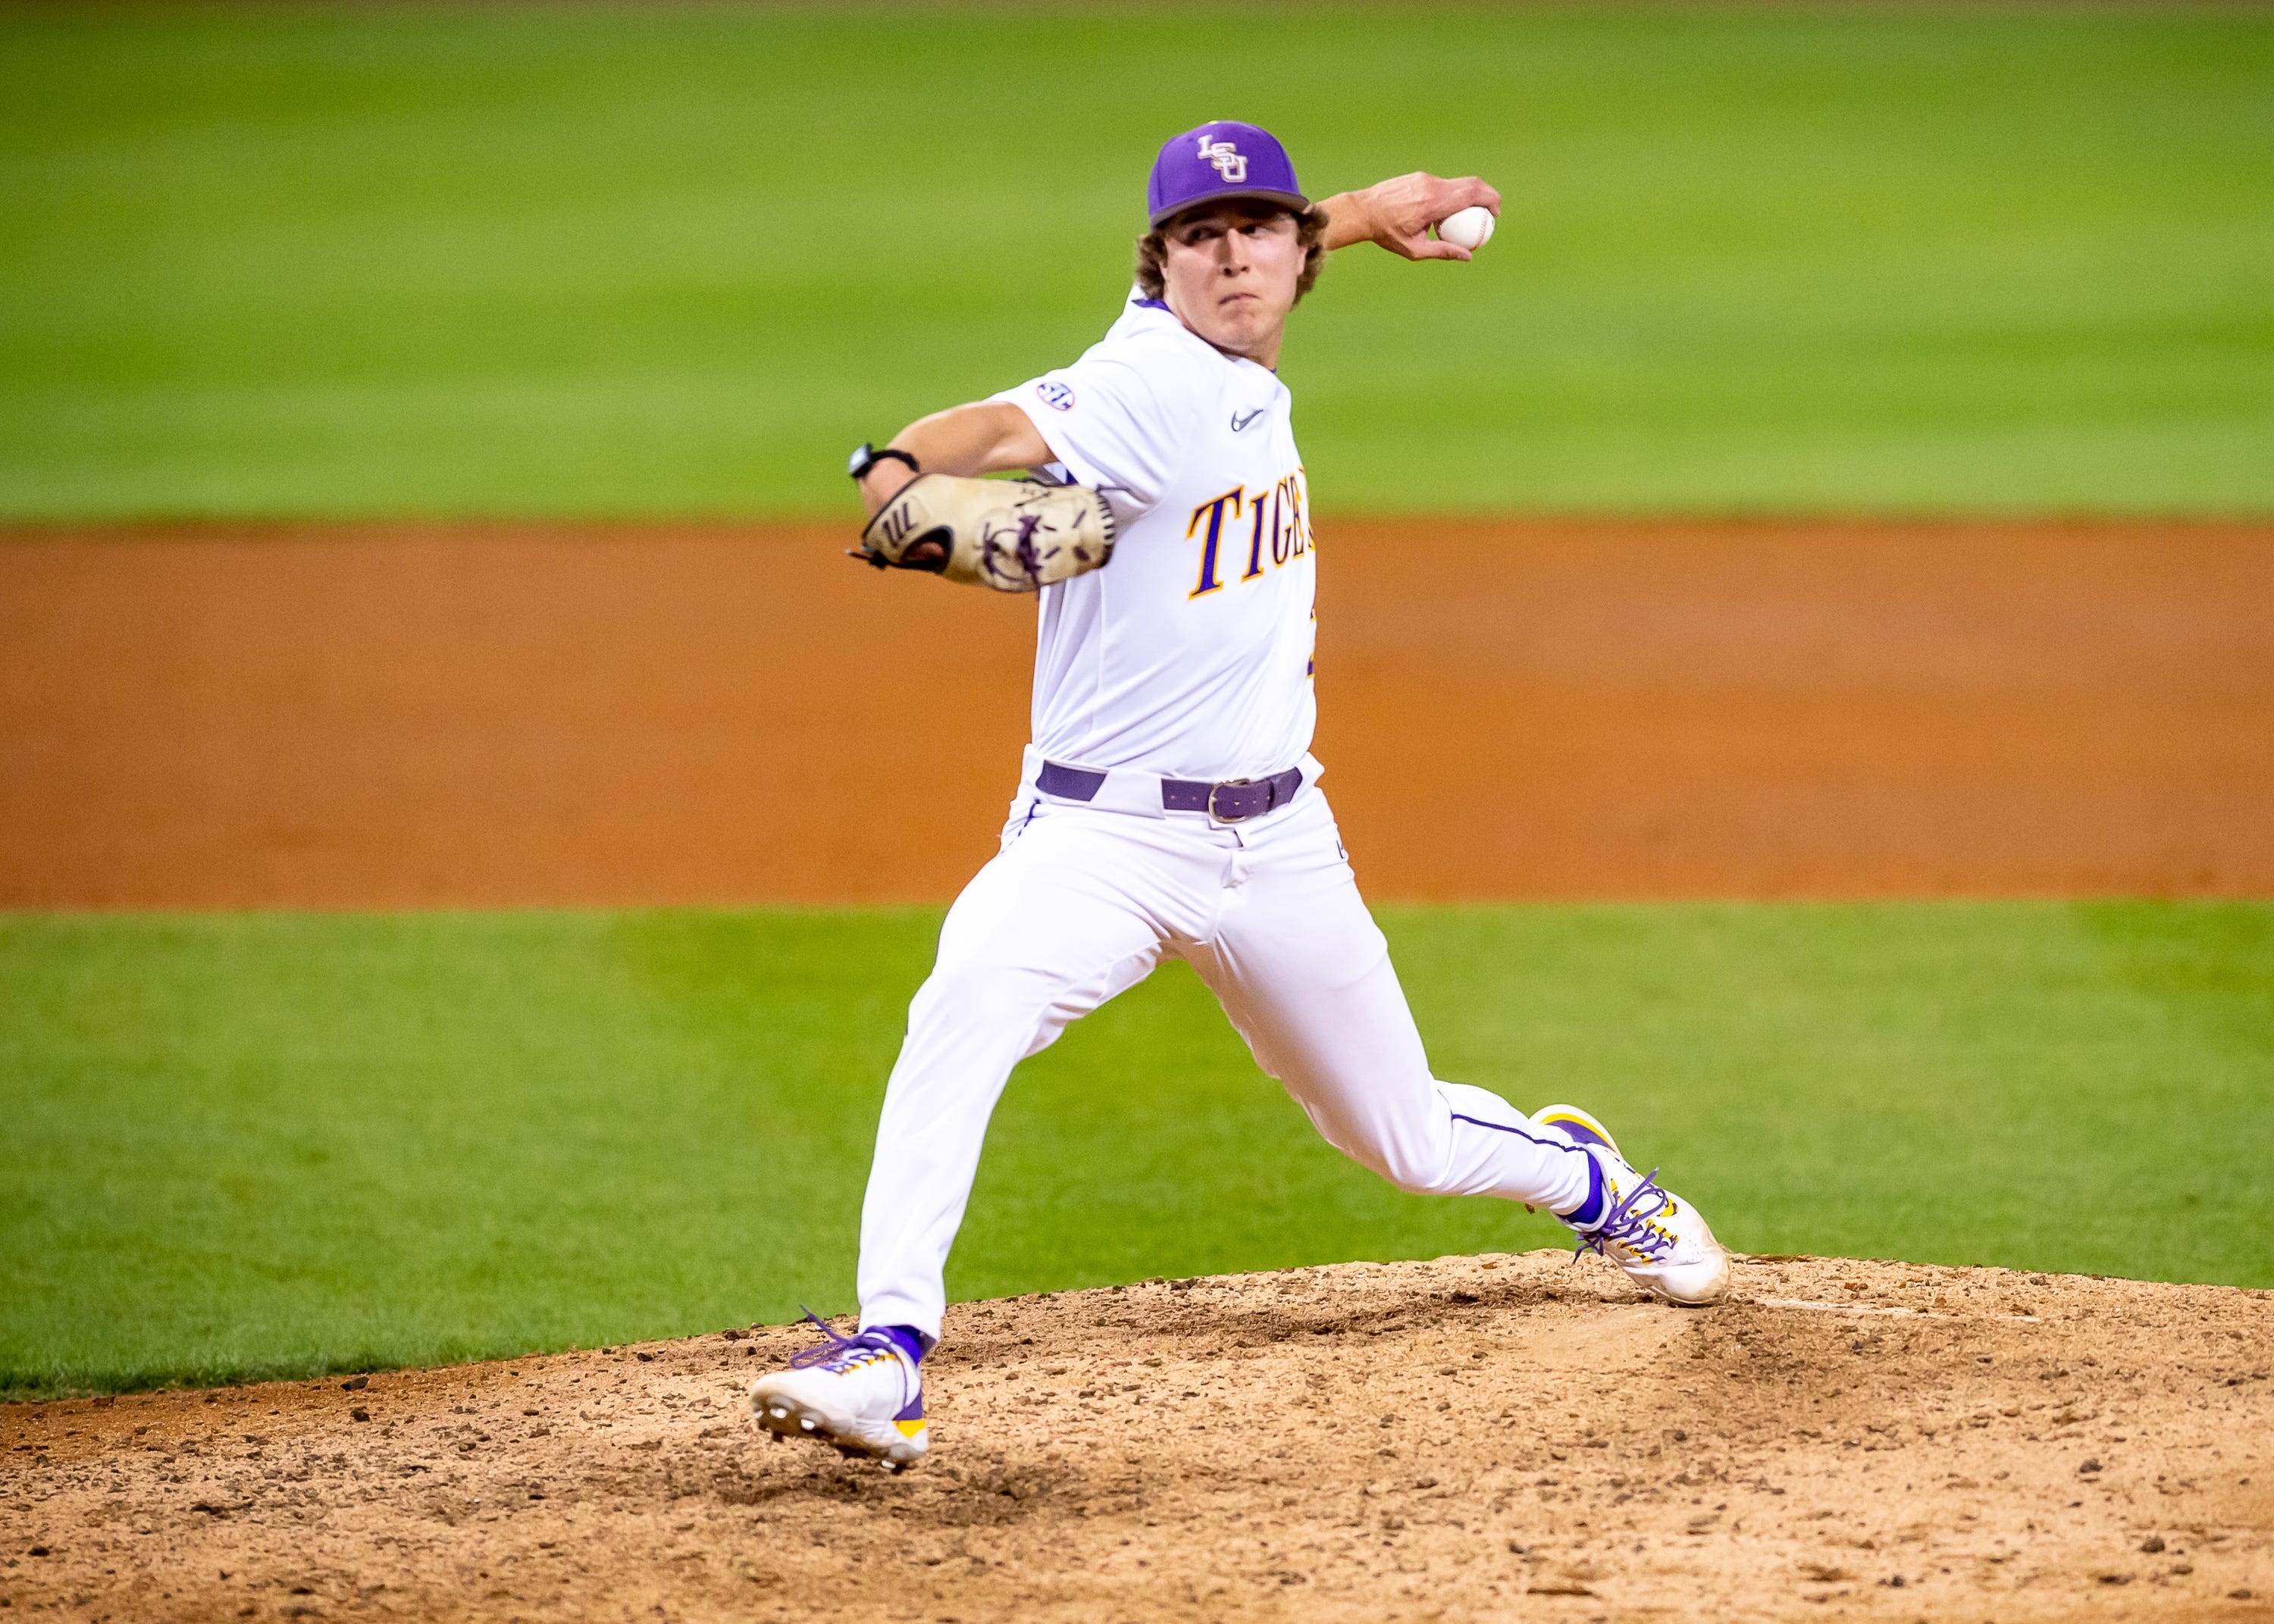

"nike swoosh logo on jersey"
[1230, 408, 1267, 432]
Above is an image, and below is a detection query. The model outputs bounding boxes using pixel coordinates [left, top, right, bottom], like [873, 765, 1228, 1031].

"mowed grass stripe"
[0, 5, 2269, 518]
[2, 902, 2268, 1397]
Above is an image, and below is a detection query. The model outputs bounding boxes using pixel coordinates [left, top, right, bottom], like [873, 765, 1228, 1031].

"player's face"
[1160, 202, 1302, 367]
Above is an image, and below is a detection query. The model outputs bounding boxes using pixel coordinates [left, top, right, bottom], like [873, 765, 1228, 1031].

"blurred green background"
[5, 903, 2269, 1397]
[5, 7, 2270, 1396]
[2, 2, 2269, 518]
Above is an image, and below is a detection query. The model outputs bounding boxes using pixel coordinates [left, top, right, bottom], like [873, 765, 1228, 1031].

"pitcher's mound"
[8, 1253, 2270, 1620]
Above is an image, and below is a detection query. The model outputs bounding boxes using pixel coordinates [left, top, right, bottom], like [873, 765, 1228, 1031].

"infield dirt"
[5, 1252, 2269, 1622]
[4, 518, 2270, 906]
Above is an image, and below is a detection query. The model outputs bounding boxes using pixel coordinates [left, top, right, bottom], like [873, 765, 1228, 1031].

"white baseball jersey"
[991, 293, 1317, 783]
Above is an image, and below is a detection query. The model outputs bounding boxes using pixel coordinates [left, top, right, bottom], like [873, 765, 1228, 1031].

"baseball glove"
[854, 474, 1116, 593]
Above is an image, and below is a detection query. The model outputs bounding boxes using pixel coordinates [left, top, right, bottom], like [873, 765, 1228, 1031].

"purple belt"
[1038, 761, 1304, 824]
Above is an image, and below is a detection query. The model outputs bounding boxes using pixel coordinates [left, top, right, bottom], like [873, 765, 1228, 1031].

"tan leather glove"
[855, 474, 1116, 593]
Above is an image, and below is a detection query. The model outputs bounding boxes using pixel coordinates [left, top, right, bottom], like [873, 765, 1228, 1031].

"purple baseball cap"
[1147, 120, 1308, 227]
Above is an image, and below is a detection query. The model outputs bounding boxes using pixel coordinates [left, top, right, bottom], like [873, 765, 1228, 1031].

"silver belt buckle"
[1207, 777, 1255, 823]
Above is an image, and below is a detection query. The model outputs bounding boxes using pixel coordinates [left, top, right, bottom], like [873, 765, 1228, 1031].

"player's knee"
[1357, 1137, 1456, 1197]
[905, 957, 1060, 1047]
[1294, 1096, 1455, 1195]
[908, 965, 1013, 1031]
[1381, 1160, 1458, 1197]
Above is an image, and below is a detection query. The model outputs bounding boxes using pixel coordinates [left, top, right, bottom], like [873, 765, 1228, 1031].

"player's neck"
[1160, 286, 1283, 371]
[1177, 314, 1283, 372]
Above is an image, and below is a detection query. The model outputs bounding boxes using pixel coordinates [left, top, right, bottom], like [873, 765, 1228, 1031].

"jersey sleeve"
[989, 327, 1201, 515]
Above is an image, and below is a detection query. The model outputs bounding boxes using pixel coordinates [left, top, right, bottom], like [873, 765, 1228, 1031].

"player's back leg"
[1182, 791, 1729, 1303]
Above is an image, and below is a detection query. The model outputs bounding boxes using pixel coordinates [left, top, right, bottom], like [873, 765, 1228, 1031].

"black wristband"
[847, 442, 921, 482]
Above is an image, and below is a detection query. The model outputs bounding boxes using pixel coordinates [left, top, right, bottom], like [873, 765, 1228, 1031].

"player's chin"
[1207, 301, 1281, 347]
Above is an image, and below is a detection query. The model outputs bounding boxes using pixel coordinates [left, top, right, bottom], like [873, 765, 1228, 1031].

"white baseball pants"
[854, 774, 1597, 1341]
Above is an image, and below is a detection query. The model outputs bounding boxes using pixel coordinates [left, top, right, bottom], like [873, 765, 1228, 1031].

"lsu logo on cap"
[1035, 380, 1076, 411]
[1198, 134, 1247, 183]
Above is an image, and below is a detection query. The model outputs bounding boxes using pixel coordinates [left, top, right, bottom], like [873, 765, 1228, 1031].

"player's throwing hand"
[1324, 171, 1502, 261]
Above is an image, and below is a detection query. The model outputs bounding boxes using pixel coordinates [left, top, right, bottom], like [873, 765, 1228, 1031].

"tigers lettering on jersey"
[1189, 470, 1311, 598]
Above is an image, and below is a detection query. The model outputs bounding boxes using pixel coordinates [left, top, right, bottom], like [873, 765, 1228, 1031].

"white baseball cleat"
[748, 1313, 928, 1471]
[1530, 1103, 1731, 1306]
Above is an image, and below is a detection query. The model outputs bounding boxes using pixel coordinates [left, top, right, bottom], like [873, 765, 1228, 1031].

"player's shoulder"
[1058, 294, 1225, 415]
[1078, 295, 1220, 376]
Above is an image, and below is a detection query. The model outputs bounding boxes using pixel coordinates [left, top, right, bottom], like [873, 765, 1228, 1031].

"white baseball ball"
[1436, 205, 1496, 251]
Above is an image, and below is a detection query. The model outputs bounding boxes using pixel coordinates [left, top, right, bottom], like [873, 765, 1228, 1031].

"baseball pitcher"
[751, 121, 1731, 1471]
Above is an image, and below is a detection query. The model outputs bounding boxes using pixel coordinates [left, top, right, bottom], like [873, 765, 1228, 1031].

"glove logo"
[1035, 380, 1076, 412]
[1197, 135, 1247, 184]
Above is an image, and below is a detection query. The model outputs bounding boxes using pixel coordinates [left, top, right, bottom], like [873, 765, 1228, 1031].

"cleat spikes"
[747, 1310, 928, 1469]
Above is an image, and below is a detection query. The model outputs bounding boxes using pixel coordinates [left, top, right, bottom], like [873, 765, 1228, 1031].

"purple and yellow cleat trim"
[894, 1394, 926, 1441]
[1528, 1103, 1625, 1162]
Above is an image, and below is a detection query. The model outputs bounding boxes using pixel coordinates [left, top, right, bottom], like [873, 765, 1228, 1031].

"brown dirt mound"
[6, 1253, 2269, 1622]
[3, 518, 2270, 907]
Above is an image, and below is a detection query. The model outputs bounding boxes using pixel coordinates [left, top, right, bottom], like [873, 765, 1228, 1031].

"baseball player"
[751, 121, 1731, 1471]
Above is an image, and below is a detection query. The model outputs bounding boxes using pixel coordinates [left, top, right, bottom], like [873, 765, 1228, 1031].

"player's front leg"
[750, 808, 1189, 1466]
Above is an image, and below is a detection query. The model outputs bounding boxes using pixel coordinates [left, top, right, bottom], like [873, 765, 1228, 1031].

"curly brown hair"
[1134, 201, 1330, 305]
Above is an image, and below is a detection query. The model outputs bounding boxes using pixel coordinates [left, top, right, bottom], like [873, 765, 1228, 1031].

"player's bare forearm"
[856, 402, 1052, 516]
[1318, 173, 1502, 263]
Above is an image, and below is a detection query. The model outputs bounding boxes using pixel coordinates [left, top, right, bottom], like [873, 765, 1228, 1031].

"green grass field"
[2, 4, 2270, 519]
[3, 5, 2266, 1403]
[5, 902, 2269, 1399]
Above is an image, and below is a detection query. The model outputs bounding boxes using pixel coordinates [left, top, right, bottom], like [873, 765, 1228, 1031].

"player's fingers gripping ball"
[857, 474, 1117, 594]
[1436, 205, 1495, 250]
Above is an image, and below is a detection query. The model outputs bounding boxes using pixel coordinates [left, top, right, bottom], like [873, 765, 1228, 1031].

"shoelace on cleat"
[1572, 1167, 1678, 1263]
[785, 1306, 901, 1375]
